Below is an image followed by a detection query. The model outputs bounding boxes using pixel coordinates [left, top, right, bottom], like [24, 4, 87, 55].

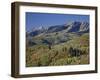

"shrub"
[49, 58, 68, 66]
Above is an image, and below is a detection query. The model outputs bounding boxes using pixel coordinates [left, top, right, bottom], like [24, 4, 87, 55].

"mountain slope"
[28, 21, 89, 37]
[26, 21, 89, 47]
[26, 21, 89, 67]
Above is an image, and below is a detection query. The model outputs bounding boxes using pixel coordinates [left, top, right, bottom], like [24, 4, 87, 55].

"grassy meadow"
[26, 33, 89, 67]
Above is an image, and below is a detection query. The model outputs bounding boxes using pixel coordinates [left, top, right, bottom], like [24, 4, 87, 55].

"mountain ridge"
[28, 21, 89, 37]
[26, 21, 89, 47]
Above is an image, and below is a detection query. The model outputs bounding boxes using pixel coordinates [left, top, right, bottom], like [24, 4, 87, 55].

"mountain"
[28, 26, 47, 36]
[26, 21, 89, 47]
[26, 21, 89, 67]
[28, 21, 89, 37]
[47, 21, 89, 33]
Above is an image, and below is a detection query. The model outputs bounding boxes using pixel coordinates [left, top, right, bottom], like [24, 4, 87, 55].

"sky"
[26, 12, 89, 32]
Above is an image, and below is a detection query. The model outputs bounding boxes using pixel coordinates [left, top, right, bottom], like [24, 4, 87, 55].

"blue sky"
[26, 12, 89, 32]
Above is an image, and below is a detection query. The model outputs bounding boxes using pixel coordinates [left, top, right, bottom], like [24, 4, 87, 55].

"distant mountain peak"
[27, 21, 89, 37]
